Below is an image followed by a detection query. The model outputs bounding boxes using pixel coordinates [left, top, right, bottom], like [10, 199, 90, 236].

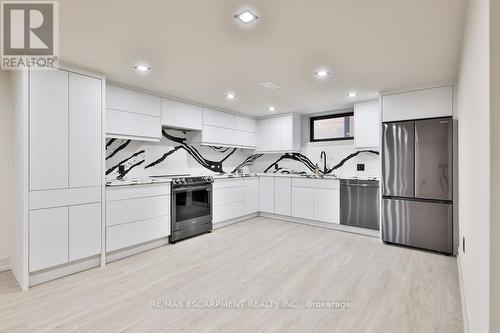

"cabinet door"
[30, 69, 69, 191]
[274, 177, 291, 216]
[280, 114, 293, 151]
[314, 188, 340, 223]
[244, 178, 259, 214]
[234, 131, 257, 148]
[107, 85, 160, 117]
[268, 117, 282, 151]
[291, 187, 314, 220]
[203, 108, 235, 129]
[69, 203, 102, 261]
[29, 207, 69, 272]
[235, 116, 257, 133]
[106, 109, 161, 141]
[69, 73, 102, 188]
[354, 100, 380, 148]
[257, 118, 271, 151]
[161, 99, 202, 130]
[202, 125, 235, 146]
[259, 177, 275, 213]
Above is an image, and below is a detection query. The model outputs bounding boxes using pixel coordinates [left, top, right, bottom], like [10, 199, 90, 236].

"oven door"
[172, 184, 212, 230]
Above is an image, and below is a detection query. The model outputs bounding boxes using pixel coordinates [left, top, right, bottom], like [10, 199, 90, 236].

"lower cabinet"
[213, 178, 255, 224]
[291, 178, 340, 223]
[259, 177, 275, 213]
[105, 184, 171, 252]
[291, 187, 314, 220]
[244, 178, 259, 214]
[29, 202, 102, 272]
[29, 207, 69, 272]
[106, 216, 169, 252]
[314, 188, 340, 224]
[69, 203, 102, 261]
[274, 177, 291, 216]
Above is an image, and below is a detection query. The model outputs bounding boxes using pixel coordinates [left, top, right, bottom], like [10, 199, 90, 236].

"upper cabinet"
[161, 99, 202, 130]
[382, 85, 453, 122]
[354, 100, 380, 149]
[30, 70, 102, 191]
[257, 113, 301, 152]
[106, 85, 161, 142]
[187, 108, 257, 149]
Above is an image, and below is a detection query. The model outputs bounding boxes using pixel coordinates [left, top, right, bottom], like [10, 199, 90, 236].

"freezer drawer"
[382, 198, 452, 253]
[415, 117, 453, 200]
[382, 121, 415, 197]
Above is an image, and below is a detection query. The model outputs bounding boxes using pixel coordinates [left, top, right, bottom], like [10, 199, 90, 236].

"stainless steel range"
[170, 176, 213, 243]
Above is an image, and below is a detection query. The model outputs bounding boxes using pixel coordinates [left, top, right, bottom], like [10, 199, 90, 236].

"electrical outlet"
[357, 164, 365, 171]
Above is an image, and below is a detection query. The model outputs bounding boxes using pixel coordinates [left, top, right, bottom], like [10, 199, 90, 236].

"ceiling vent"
[260, 81, 280, 90]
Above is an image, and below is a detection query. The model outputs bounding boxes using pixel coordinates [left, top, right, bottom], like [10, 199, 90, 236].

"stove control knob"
[181, 178, 187, 184]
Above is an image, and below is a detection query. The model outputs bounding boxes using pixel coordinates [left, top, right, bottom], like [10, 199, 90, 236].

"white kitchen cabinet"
[161, 98, 202, 130]
[354, 100, 380, 149]
[257, 113, 301, 152]
[29, 207, 69, 272]
[213, 201, 245, 223]
[69, 203, 102, 261]
[106, 195, 170, 226]
[382, 85, 453, 122]
[314, 188, 340, 223]
[244, 178, 259, 214]
[235, 115, 257, 133]
[12, 66, 104, 289]
[274, 177, 291, 216]
[203, 108, 235, 129]
[187, 110, 257, 149]
[106, 84, 161, 141]
[213, 178, 245, 223]
[106, 216, 170, 252]
[234, 131, 257, 147]
[69, 73, 102, 188]
[29, 69, 69, 191]
[259, 177, 275, 213]
[105, 184, 171, 252]
[107, 85, 161, 117]
[291, 187, 314, 220]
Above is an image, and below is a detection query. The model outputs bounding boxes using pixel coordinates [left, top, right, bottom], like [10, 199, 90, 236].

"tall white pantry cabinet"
[11, 67, 105, 290]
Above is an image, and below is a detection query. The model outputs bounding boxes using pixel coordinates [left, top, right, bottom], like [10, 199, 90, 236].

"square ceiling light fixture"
[235, 10, 258, 23]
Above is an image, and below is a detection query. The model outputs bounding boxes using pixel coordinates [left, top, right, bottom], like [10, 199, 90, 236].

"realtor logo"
[1, 1, 58, 69]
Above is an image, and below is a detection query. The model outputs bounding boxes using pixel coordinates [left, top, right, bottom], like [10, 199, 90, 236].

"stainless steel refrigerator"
[381, 117, 453, 254]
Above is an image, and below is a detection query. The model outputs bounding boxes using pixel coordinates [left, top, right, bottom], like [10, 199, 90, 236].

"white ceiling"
[59, 0, 466, 116]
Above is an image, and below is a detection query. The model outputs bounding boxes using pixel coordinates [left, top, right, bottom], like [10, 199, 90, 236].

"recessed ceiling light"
[347, 92, 358, 98]
[134, 64, 151, 72]
[225, 92, 237, 100]
[315, 70, 330, 78]
[268, 106, 277, 112]
[235, 11, 258, 23]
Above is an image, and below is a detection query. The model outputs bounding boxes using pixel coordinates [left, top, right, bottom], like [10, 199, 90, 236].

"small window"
[310, 112, 354, 142]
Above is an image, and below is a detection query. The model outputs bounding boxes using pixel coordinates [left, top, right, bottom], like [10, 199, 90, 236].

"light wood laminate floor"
[0, 217, 463, 333]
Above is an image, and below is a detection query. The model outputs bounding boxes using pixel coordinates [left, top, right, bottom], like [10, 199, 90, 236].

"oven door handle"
[173, 185, 212, 192]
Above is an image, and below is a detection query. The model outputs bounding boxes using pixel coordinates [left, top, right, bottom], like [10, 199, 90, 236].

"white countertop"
[106, 173, 378, 187]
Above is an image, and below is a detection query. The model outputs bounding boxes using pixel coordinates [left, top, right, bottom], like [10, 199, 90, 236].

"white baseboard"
[259, 212, 380, 238]
[457, 255, 470, 333]
[0, 257, 10, 272]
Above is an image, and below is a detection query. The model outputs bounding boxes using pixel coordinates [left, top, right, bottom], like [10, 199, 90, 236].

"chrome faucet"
[320, 151, 327, 173]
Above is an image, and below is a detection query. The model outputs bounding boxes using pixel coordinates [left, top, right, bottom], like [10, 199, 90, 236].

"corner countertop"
[106, 173, 379, 187]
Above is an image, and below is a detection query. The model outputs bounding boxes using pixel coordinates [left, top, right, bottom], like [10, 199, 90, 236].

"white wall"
[490, 0, 500, 331]
[0, 70, 11, 270]
[456, 0, 490, 332]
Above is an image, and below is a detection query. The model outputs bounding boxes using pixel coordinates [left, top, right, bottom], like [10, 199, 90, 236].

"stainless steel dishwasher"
[340, 179, 380, 230]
